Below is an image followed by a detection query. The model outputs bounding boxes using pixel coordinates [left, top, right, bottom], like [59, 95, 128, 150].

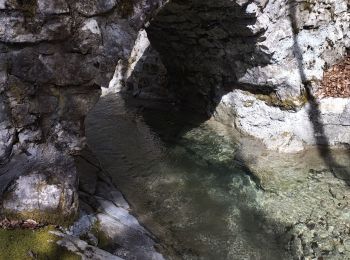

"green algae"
[0, 226, 81, 260]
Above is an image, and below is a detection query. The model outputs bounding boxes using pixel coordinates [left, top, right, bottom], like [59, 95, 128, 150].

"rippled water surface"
[86, 94, 288, 259]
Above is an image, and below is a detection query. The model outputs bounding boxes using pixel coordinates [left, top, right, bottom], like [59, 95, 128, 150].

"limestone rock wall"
[0, 0, 165, 223]
[146, 0, 349, 112]
[125, 30, 169, 100]
[108, 29, 169, 99]
[215, 89, 350, 152]
[136, 0, 349, 152]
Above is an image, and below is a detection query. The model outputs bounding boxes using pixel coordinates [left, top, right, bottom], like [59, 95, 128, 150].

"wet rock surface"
[64, 148, 165, 260]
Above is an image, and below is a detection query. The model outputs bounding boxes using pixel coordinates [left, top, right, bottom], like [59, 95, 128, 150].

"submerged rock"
[54, 231, 123, 260]
[65, 149, 165, 260]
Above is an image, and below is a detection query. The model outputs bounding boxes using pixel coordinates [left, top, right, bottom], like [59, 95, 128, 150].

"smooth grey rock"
[37, 0, 69, 14]
[95, 197, 145, 233]
[73, 0, 117, 16]
[215, 90, 350, 152]
[69, 214, 97, 237]
[97, 213, 164, 260]
[74, 148, 165, 259]
[95, 181, 130, 210]
[53, 231, 123, 260]
[0, 145, 78, 224]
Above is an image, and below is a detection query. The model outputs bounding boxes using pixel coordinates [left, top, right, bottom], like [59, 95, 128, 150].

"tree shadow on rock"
[288, 0, 350, 184]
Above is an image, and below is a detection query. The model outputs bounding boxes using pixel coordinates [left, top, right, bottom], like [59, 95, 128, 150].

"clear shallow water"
[85, 94, 289, 259]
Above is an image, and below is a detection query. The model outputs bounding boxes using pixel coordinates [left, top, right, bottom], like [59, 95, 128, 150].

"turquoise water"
[86, 94, 289, 259]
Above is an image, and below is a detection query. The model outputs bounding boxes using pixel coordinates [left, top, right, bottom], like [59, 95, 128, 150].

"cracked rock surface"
[0, 0, 165, 222]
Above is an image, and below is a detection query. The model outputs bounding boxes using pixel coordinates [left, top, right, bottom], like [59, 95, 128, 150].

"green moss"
[0, 226, 81, 260]
[91, 221, 114, 251]
[255, 92, 308, 110]
[2, 208, 78, 228]
[118, 0, 135, 18]
[243, 100, 254, 107]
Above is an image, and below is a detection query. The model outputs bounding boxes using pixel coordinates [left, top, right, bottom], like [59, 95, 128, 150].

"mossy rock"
[16, 0, 38, 16]
[255, 92, 308, 110]
[2, 209, 78, 228]
[91, 220, 114, 251]
[0, 226, 81, 260]
[118, 0, 135, 18]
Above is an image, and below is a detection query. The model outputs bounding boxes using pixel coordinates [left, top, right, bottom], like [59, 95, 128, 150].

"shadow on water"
[87, 93, 290, 259]
[87, 1, 349, 259]
[96, 1, 294, 258]
[288, 1, 350, 184]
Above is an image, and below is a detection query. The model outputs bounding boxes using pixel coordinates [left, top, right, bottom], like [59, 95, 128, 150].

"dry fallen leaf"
[317, 56, 350, 98]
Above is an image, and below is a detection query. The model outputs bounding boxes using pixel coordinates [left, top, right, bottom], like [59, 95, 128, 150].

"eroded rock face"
[125, 0, 348, 152]
[145, 0, 349, 111]
[0, 0, 165, 222]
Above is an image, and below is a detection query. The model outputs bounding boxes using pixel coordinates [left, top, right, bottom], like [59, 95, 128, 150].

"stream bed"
[86, 93, 350, 259]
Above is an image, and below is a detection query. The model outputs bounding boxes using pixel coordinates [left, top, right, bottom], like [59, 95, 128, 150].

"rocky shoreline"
[0, 147, 165, 260]
[57, 148, 165, 259]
